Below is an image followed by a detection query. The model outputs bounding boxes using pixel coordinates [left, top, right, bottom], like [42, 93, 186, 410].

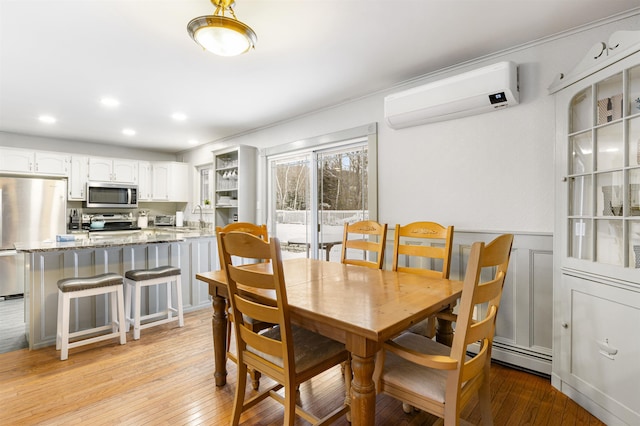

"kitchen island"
[15, 228, 218, 349]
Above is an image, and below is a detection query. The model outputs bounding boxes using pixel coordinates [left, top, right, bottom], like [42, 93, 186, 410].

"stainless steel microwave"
[85, 182, 138, 208]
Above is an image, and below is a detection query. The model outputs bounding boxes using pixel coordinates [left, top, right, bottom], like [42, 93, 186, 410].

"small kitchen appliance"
[155, 215, 176, 226]
[85, 182, 138, 209]
[137, 211, 148, 228]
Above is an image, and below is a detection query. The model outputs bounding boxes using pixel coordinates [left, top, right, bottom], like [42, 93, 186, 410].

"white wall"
[180, 12, 640, 233]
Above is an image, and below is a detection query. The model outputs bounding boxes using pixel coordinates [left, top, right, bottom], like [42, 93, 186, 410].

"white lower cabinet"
[558, 274, 640, 425]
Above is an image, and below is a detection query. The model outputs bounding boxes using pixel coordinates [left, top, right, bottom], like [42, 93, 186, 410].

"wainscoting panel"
[384, 230, 553, 375]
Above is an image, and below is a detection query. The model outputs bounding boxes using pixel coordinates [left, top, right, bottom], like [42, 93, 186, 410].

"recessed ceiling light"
[38, 115, 57, 124]
[188, 139, 199, 145]
[101, 97, 120, 108]
[122, 128, 136, 136]
[172, 112, 187, 121]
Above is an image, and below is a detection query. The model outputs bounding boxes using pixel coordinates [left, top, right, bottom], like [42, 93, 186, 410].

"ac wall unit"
[384, 61, 519, 129]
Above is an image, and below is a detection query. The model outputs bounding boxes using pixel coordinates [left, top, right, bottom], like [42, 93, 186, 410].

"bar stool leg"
[124, 280, 133, 333]
[133, 281, 142, 340]
[110, 288, 118, 334]
[60, 292, 71, 361]
[166, 280, 173, 322]
[175, 275, 184, 327]
[56, 289, 63, 350]
[116, 285, 126, 345]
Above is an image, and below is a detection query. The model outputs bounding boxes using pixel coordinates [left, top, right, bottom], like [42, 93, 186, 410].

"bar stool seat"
[124, 265, 184, 340]
[56, 273, 126, 361]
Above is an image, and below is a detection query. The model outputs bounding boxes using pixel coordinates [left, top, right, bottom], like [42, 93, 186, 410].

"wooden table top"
[197, 257, 463, 343]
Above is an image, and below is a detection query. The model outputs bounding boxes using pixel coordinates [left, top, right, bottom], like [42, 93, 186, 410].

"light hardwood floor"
[0, 308, 605, 425]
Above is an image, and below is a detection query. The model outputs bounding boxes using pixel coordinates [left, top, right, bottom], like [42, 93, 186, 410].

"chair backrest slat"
[341, 220, 387, 269]
[392, 222, 454, 278]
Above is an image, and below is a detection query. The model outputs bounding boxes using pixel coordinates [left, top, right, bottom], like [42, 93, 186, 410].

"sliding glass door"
[267, 125, 376, 261]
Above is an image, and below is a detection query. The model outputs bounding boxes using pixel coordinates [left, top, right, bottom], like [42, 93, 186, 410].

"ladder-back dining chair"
[219, 231, 351, 426]
[374, 233, 514, 426]
[392, 221, 454, 337]
[340, 220, 388, 269]
[216, 222, 272, 390]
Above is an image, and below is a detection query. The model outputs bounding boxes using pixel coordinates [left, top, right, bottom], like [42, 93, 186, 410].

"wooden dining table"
[196, 258, 463, 426]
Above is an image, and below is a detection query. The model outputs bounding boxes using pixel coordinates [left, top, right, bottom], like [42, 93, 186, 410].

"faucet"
[195, 204, 205, 229]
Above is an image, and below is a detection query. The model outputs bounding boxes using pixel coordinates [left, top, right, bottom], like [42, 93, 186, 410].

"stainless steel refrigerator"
[0, 176, 67, 297]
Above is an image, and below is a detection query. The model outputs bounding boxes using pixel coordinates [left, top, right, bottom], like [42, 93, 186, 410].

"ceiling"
[1, 1, 639, 154]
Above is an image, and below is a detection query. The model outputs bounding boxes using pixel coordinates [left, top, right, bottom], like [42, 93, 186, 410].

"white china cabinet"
[212, 145, 256, 228]
[550, 30, 640, 426]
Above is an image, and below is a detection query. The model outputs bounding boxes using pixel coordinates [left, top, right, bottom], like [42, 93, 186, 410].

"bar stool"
[124, 266, 184, 340]
[56, 273, 126, 361]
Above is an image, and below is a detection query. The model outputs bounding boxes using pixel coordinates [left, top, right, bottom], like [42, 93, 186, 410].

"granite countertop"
[14, 228, 216, 253]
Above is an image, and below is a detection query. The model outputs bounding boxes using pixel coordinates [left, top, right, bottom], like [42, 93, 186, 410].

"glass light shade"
[188, 16, 257, 57]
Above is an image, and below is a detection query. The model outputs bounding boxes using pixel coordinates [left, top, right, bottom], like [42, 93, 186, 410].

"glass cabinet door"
[566, 66, 640, 268]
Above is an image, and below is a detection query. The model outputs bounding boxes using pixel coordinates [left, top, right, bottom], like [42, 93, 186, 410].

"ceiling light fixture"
[100, 97, 120, 108]
[172, 112, 187, 121]
[38, 115, 57, 124]
[187, 0, 257, 57]
[122, 128, 136, 136]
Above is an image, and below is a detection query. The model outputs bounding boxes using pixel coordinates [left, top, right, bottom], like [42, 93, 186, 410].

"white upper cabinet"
[88, 157, 138, 183]
[138, 161, 152, 201]
[0, 147, 188, 202]
[151, 162, 188, 202]
[68, 156, 89, 200]
[0, 148, 68, 176]
[34, 152, 69, 175]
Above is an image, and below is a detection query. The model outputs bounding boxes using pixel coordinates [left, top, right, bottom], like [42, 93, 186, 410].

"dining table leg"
[212, 295, 228, 386]
[350, 352, 376, 426]
[435, 304, 455, 347]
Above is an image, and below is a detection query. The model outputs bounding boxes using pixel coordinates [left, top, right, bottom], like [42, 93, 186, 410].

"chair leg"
[478, 373, 494, 426]
[249, 369, 261, 391]
[231, 361, 248, 426]
[283, 379, 297, 426]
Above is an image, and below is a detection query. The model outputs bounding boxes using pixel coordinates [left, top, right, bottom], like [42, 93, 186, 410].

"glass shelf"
[566, 64, 640, 268]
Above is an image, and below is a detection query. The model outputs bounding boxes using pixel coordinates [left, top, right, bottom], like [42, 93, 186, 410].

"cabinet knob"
[561, 322, 569, 329]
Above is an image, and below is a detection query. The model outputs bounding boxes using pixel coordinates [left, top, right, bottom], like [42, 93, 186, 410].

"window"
[198, 164, 212, 207]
